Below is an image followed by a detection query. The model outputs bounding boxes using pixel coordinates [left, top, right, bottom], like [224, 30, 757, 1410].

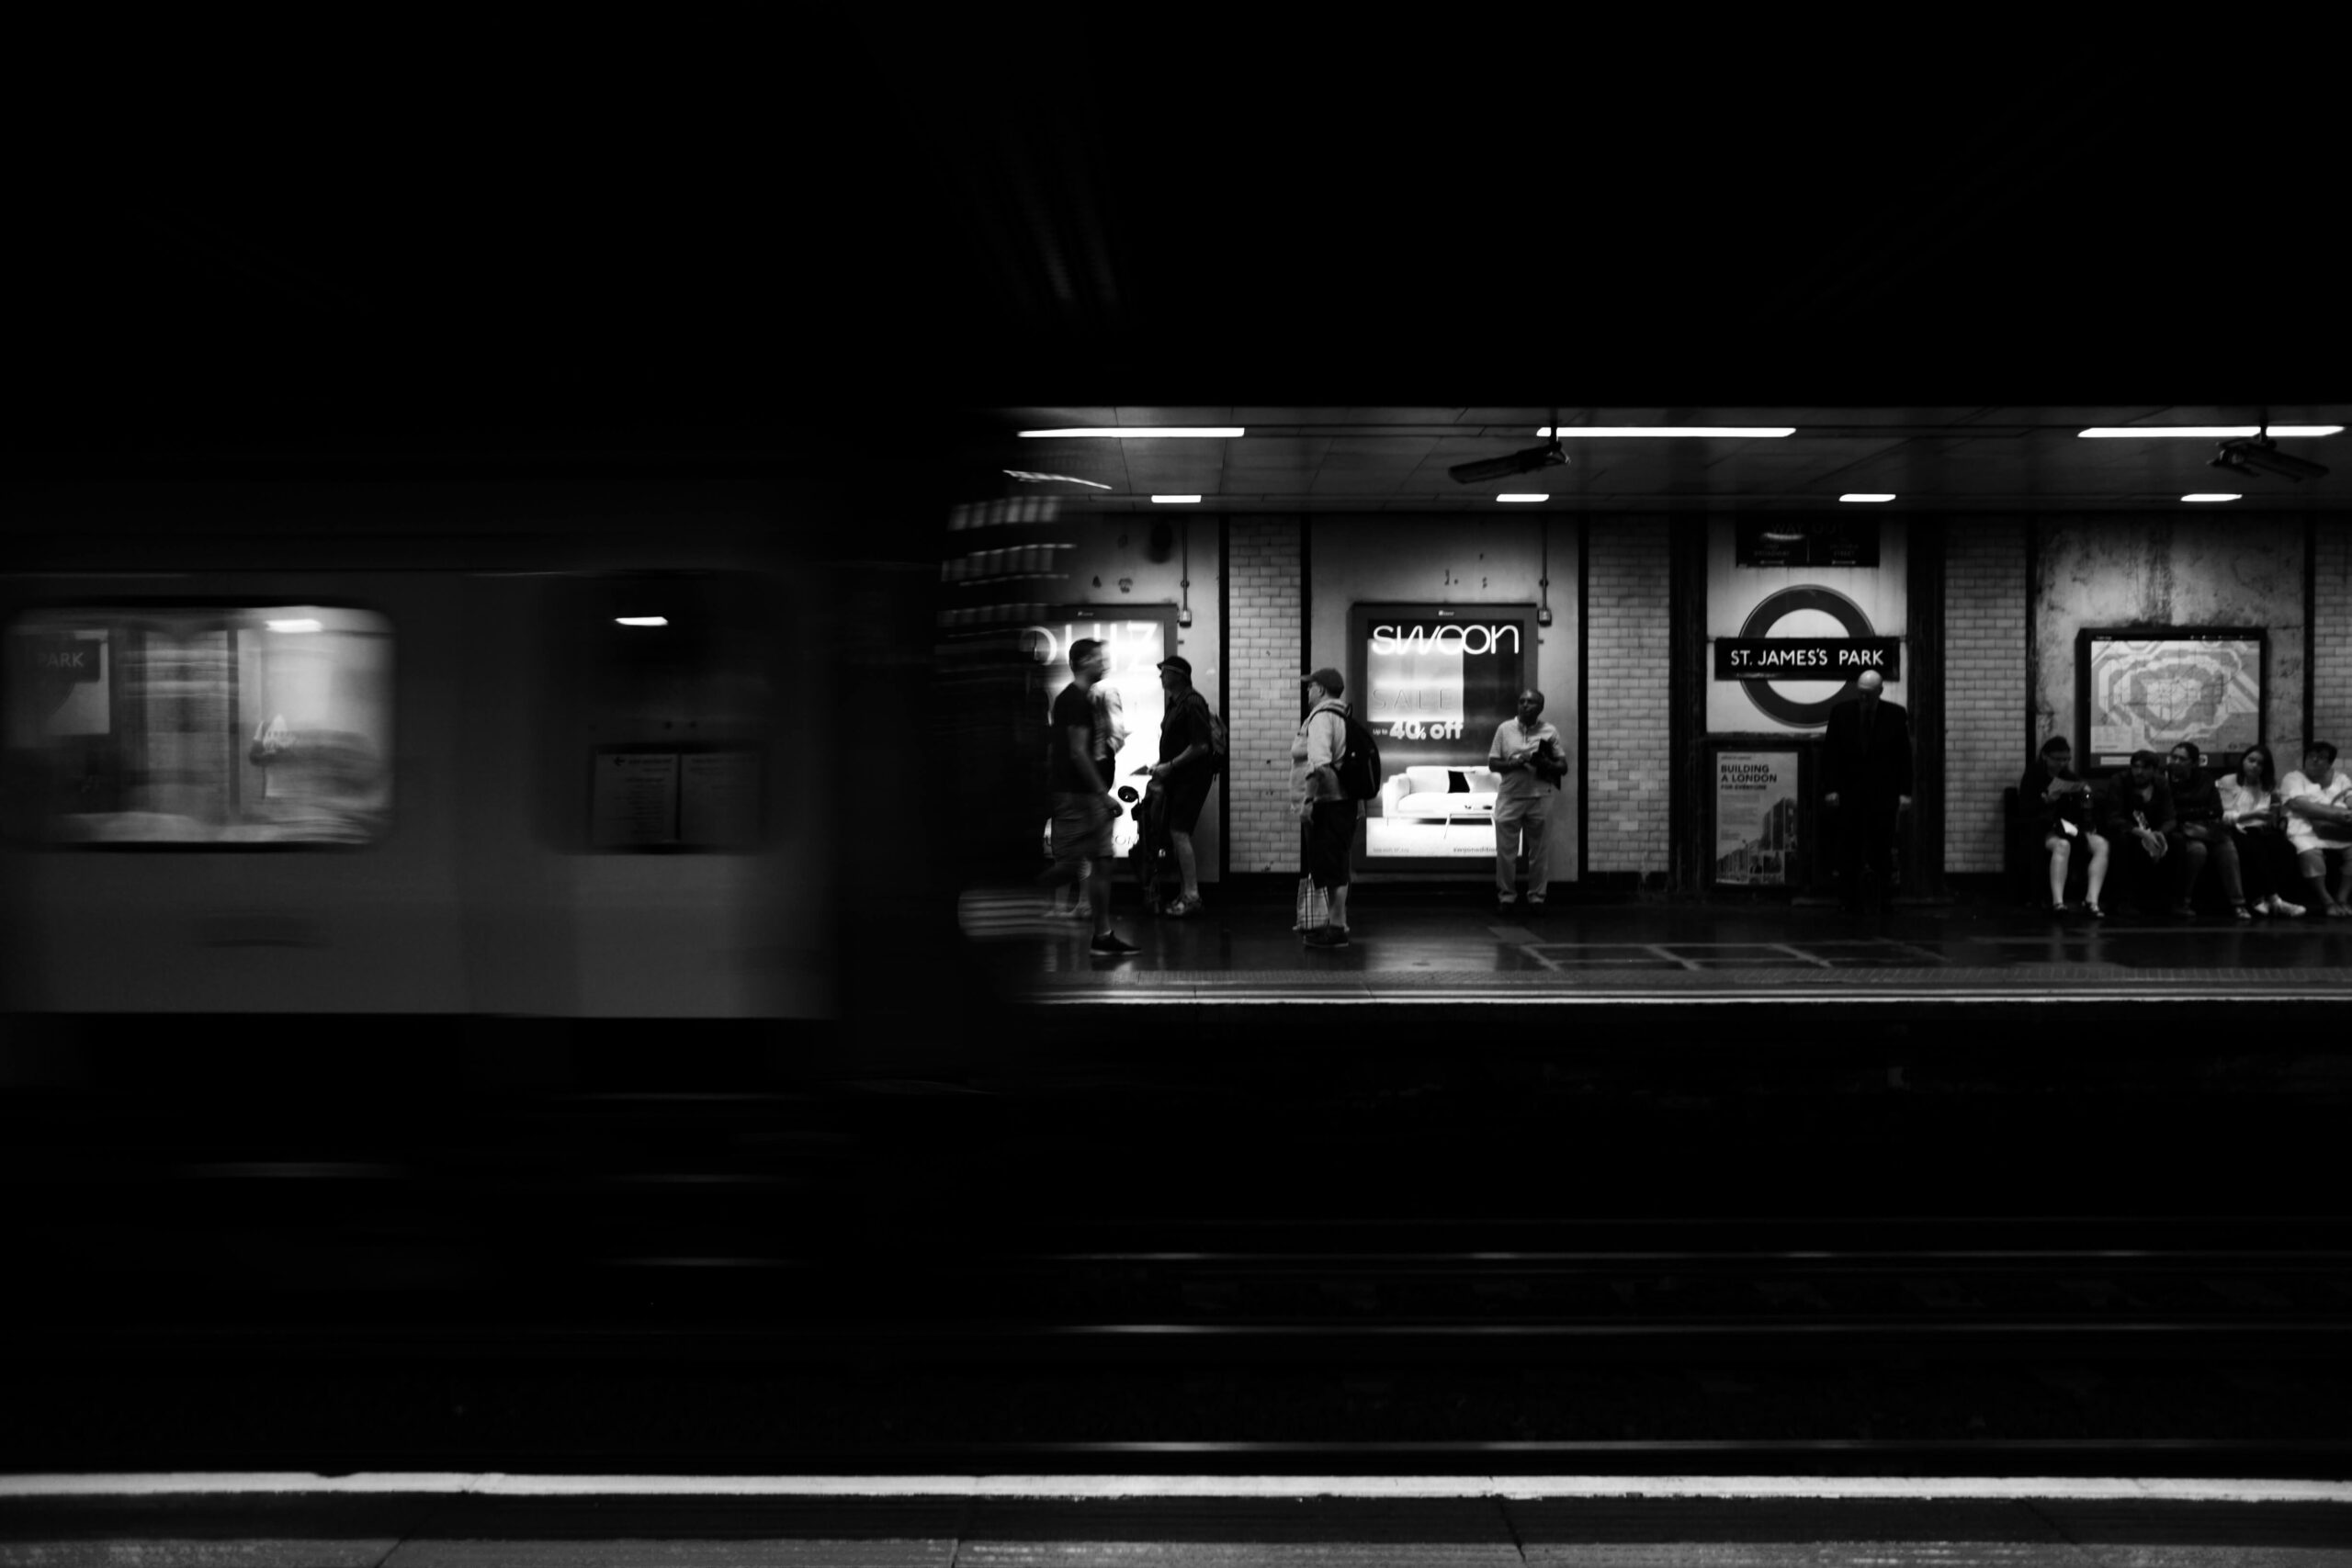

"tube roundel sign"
[1720, 586, 1900, 727]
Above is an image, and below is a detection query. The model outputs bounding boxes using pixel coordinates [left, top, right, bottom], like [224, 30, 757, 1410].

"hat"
[1302, 667, 1345, 696]
[1156, 655, 1193, 678]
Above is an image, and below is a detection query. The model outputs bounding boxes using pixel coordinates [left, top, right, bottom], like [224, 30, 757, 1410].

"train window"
[5, 604, 392, 845]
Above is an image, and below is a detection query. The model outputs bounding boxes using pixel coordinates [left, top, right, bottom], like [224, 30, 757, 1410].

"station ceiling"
[983, 408, 2352, 514]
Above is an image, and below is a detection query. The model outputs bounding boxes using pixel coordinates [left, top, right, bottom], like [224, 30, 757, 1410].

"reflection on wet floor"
[961, 886, 2352, 993]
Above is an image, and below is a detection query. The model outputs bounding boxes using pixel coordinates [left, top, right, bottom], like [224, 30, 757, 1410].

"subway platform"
[6, 1474, 2349, 1566]
[957, 882, 2352, 1006]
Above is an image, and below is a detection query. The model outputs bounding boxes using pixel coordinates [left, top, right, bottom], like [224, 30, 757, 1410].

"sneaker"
[2168, 900, 2196, 918]
[1525, 897, 1546, 914]
[1166, 894, 1203, 918]
[2233, 905, 2254, 921]
[1089, 932, 1139, 955]
[2274, 896, 2308, 918]
[1497, 897, 1520, 915]
[2085, 902, 2105, 919]
[1305, 925, 1349, 949]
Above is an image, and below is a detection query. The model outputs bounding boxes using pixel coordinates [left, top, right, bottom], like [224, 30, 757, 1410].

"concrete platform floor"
[958, 886, 2352, 1002]
[5, 1476, 2348, 1566]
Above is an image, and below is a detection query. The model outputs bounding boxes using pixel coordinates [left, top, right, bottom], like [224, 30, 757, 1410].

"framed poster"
[2076, 627, 2266, 771]
[1713, 749, 1802, 886]
[590, 745, 766, 851]
[1022, 607, 1180, 861]
[1348, 604, 1540, 866]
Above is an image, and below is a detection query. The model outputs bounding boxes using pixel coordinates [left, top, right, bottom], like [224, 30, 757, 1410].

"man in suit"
[1822, 669, 1913, 919]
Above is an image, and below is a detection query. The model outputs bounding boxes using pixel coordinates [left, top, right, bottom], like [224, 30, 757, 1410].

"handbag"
[1295, 874, 1330, 931]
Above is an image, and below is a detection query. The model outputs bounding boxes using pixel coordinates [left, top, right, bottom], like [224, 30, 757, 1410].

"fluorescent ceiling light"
[264, 618, 322, 633]
[1151, 495, 1202, 504]
[1004, 469, 1111, 489]
[1017, 427, 1244, 438]
[1536, 426, 1795, 438]
[2181, 493, 2243, 503]
[615, 616, 669, 626]
[1495, 493, 1549, 502]
[2079, 425, 2343, 438]
[1838, 493, 1896, 503]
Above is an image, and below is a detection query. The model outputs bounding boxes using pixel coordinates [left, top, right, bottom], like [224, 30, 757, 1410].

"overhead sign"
[1715, 637, 1901, 680]
[1736, 519, 1879, 568]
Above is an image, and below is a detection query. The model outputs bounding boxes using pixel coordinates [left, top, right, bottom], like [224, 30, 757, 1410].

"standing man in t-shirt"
[1488, 688, 1564, 913]
[1045, 638, 1138, 955]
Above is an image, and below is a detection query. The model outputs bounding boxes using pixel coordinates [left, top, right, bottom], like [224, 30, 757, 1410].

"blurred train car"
[0, 480, 842, 1029]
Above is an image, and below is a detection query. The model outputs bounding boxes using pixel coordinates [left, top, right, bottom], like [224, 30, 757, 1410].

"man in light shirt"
[2279, 740, 2352, 917]
[1488, 688, 1564, 913]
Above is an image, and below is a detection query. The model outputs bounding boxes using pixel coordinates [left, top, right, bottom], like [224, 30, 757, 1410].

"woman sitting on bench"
[2021, 735, 2107, 916]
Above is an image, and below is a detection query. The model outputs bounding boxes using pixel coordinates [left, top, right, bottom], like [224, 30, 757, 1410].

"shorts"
[1303, 798, 1355, 889]
[1162, 771, 1211, 836]
[1051, 791, 1113, 865]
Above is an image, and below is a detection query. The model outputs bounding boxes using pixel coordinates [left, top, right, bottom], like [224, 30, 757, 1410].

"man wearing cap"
[1488, 687, 1563, 913]
[1147, 655, 1215, 916]
[1295, 667, 1355, 948]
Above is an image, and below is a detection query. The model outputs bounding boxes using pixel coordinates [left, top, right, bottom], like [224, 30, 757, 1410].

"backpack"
[1192, 692, 1228, 775]
[1331, 707, 1383, 801]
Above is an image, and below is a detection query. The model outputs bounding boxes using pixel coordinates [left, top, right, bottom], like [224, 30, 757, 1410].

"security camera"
[2210, 436, 2330, 484]
[1448, 438, 1567, 485]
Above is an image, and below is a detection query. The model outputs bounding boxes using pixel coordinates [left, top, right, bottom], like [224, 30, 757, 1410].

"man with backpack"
[1145, 654, 1219, 917]
[1295, 666, 1370, 949]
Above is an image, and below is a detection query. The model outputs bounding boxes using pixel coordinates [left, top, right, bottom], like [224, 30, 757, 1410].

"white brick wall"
[2314, 525, 2352, 751]
[1943, 520, 2028, 873]
[1585, 521, 1670, 874]
[1228, 518, 1304, 872]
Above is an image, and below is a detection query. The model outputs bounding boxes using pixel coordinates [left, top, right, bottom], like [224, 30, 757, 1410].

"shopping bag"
[1295, 874, 1329, 931]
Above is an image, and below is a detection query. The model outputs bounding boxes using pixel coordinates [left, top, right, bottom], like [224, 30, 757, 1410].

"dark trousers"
[2233, 827, 2300, 905]
[1836, 799, 1900, 913]
[2109, 830, 2192, 910]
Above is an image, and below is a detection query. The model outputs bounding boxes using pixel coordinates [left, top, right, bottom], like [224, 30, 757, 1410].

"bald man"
[1822, 669, 1913, 919]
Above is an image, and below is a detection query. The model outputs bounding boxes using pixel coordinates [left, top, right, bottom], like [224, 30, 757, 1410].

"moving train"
[0, 479, 867, 1026]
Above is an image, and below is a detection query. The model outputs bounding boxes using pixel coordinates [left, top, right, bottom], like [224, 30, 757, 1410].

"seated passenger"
[2098, 750, 2178, 915]
[2165, 741, 2243, 919]
[2222, 742, 2305, 918]
[2019, 736, 2106, 915]
[2280, 740, 2352, 918]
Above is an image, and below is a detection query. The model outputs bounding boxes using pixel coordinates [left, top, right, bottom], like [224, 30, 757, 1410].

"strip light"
[1151, 495, 1202, 503]
[615, 616, 669, 626]
[264, 618, 323, 633]
[1495, 494, 1549, 502]
[1017, 427, 1245, 439]
[2079, 425, 2343, 438]
[1537, 426, 1795, 438]
[2180, 494, 2243, 503]
[1838, 494, 1896, 503]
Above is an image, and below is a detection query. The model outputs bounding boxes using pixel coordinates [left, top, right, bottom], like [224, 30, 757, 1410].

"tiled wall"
[1227, 517, 1303, 873]
[1585, 520, 1671, 875]
[2312, 524, 2352, 751]
[1943, 520, 2028, 873]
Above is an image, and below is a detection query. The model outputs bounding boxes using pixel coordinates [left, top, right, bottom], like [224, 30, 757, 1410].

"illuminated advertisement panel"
[1023, 611, 1173, 859]
[1350, 605, 1536, 863]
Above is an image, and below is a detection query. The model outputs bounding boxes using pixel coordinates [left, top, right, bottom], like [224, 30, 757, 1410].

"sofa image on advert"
[1365, 765, 1502, 857]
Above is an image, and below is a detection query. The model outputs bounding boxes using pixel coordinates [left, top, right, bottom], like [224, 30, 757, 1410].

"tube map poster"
[2085, 637, 2260, 766]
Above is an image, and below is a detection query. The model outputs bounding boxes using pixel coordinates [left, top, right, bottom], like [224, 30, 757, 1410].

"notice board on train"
[590, 747, 763, 850]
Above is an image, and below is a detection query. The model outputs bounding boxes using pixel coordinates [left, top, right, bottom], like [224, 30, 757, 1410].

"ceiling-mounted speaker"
[1449, 439, 1566, 485]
